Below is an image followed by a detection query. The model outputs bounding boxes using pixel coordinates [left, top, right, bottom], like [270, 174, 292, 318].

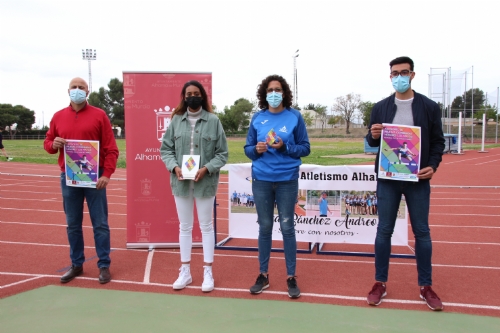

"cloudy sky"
[1, 0, 498, 127]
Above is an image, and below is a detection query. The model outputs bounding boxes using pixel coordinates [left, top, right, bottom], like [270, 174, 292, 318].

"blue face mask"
[266, 92, 283, 108]
[391, 75, 411, 93]
[69, 88, 87, 104]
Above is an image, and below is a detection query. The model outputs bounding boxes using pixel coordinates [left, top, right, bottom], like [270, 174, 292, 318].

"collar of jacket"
[180, 108, 209, 122]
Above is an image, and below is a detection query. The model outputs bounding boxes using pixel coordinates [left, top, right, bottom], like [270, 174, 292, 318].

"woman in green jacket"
[160, 80, 228, 292]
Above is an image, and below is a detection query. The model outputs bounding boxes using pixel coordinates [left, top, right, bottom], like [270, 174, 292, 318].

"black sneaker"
[287, 277, 301, 298]
[250, 274, 269, 294]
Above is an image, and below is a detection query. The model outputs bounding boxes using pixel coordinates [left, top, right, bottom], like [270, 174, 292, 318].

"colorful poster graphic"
[64, 140, 100, 187]
[181, 155, 200, 180]
[265, 128, 278, 145]
[378, 124, 421, 182]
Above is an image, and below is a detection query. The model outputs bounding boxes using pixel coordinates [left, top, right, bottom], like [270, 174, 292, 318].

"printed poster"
[181, 154, 200, 180]
[378, 124, 421, 182]
[228, 164, 408, 245]
[64, 140, 100, 187]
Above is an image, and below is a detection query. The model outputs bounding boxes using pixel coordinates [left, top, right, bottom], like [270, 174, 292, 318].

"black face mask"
[185, 96, 203, 110]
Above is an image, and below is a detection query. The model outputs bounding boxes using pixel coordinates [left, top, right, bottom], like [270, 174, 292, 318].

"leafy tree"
[359, 101, 375, 128]
[302, 111, 314, 127]
[314, 105, 328, 132]
[327, 115, 342, 128]
[292, 103, 301, 110]
[451, 88, 486, 118]
[303, 103, 317, 111]
[332, 93, 361, 134]
[88, 78, 124, 128]
[475, 104, 498, 121]
[217, 98, 253, 133]
[0, 104, 36, 135]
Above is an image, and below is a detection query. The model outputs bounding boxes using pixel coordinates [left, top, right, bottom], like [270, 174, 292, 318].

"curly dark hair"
[172, 80, 212, 118]
[256, 74, 293, 110]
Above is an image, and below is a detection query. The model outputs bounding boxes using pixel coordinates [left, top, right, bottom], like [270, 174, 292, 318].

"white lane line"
[0, 197, 127, 206]
[143, 249, 155, 284]
[2, 240, 498, 270]
[430, 213, 500, 217]
[154, 250, 500, 270]
[476, 158, 500, 165]
[431, 204, 500, 208]
[0, 173, 127, 181]
[430, 225, 500, 229]
[431, 198, 499, 201]
[0, 276, 43, 289]
[0, 272, 499, 311]
[0, 222, 226, 235]
[0, 221, 126, 230]
[409, 240, 500, 246]
[0, 190, 127, 199]
[0, 207, 126, 216]
[444, 155, 499, 164]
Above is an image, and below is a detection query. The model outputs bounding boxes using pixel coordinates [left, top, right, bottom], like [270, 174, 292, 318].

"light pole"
[292, 50, 299, 107]
[82, 49, 97, 92]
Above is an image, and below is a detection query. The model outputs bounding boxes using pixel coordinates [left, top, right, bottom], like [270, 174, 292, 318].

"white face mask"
[69, 89, 87, 104]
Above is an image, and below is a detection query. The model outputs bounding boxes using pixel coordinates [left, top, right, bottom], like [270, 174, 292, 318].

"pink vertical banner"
[123, 72, 212, 247]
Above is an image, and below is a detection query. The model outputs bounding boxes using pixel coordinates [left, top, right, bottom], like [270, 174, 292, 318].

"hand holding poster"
[64, 140, 100, 187]
[378, 124, 421, 182]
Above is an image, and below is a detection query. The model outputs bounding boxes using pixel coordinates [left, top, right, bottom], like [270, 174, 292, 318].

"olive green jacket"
[160, 110, 228, 197]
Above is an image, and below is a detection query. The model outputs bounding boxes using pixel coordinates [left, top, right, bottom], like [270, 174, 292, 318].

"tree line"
[2, 78, 497, 137]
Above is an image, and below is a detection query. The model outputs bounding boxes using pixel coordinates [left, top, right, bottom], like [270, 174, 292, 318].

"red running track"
[1, 149, 499, 316]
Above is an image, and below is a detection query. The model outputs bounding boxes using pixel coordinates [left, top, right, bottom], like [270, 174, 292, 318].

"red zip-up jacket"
[44, 103, 119, 179]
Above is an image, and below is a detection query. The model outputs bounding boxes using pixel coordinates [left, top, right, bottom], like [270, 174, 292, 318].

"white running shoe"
[201, 266, 214, 292]
[7, 157, 13, 161]
[173, 266, 192, 290]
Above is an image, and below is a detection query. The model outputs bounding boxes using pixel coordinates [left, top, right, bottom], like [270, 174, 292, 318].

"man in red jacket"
[44, 77, 119, 284]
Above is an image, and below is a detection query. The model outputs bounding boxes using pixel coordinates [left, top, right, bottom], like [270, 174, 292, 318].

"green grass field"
[2, 139, 499, 168]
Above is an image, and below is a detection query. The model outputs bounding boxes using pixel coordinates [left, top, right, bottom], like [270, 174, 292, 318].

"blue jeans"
[252, 179, 298, 276]
[375, 179, 432, 286]
[60, 172, 111, 268]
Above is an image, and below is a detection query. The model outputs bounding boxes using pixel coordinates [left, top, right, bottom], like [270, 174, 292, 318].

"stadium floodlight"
[82, 49, 97, 92]
[293, 50, 299, 106]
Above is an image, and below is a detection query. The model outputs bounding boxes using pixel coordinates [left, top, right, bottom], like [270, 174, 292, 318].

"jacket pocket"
[202, 135, 216, 153]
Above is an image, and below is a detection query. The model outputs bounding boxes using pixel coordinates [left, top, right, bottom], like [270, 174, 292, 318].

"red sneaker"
[367, 282, 387, 306]
[420, 286, 444, 311]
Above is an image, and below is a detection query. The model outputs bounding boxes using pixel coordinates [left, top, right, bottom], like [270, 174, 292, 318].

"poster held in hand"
[64, 140, 100, 187]
[378, 124, 421, 182]
[181, 154, 200, 180]
[266, 128, 279, 145]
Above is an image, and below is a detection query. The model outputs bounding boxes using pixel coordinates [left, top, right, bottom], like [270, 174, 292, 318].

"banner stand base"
[127, 242, 202, 249]
[216, 237, 315, 254]
[315, 243, 416, 259]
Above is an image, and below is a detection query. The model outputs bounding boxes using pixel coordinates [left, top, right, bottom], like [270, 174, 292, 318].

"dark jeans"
[60, 172, 111, 268]
[375, 179, 432, 286]
[252, 179, 298, 276]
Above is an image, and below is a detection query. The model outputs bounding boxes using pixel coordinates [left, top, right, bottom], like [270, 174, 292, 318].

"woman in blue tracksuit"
[244, 74, 310, 299]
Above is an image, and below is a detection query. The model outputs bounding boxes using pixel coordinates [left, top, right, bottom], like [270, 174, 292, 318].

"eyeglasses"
[390, 70, 413, 78]
[266, 88, 283, 93]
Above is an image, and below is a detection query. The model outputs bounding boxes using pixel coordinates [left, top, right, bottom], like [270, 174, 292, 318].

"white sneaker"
[201, 266, 214, 292]
[173, 266, 192, 290]
[7, 157, 13, 161]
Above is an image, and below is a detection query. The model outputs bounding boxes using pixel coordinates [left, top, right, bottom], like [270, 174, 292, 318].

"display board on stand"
[123, 72, 212, 248]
